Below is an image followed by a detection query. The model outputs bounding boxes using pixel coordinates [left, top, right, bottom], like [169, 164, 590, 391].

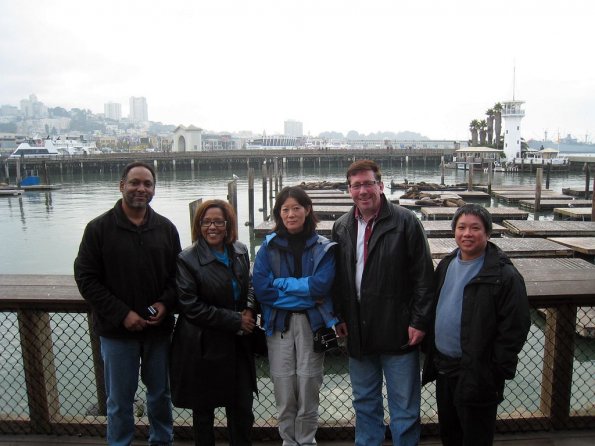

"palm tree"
[469, 119, 480, 146]
[479, 120, 488, 146]
[486, 108, 495, 145]
[493, 103, 503, 149]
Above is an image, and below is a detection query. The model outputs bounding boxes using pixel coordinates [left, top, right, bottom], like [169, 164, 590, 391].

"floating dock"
[554, 207, 593, 221]
[518, 199, 593, 211]
[428, 237, 573, 259]
[421, 206, 529, 221]
[502, 220, 595, 237]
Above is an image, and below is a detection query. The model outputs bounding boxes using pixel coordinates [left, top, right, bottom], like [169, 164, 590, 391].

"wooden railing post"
[88, 313, 106, 416]
[17, 310, 60, 433]
[540, 305, 577, 429]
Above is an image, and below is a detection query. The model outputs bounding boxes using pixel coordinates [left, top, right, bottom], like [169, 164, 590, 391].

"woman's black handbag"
[313, 327, 339, 353]
[251, 326, 268, 357]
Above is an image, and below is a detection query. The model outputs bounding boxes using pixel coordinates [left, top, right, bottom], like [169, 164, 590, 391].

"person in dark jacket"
[422, 204, 530, 446]
[332, 160, 434, 446]
[170, 199, 257, 446]
[253, 186, 337, 446]
[74, 161, 181, 446]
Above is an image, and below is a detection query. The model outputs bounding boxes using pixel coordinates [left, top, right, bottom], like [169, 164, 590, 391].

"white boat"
[46, 138, 98, 156]
[449, 147, 505, 170]
[512, 148, 569, 167]
[9, 141, 60, 158]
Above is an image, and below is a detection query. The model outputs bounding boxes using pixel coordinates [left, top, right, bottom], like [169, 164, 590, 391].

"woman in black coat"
[170, 199, 257, 446]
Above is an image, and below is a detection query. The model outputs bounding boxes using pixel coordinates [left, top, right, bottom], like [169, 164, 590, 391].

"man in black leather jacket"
[332, 160, 433, 446]
[422, 204, 530, 446]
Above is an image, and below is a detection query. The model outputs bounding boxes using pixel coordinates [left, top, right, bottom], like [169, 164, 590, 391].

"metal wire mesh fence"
[0, 306, 593, 439]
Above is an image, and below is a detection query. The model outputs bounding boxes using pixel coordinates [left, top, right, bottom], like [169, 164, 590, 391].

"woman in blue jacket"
[253, 186, 337, 446]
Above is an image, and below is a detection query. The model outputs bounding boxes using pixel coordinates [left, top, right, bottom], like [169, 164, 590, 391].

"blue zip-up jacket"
[253, 231, 338, 336]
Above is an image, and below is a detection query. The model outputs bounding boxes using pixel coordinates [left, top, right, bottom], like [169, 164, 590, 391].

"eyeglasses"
[200, 220, 227, 228]
[349, 180, 378, 191]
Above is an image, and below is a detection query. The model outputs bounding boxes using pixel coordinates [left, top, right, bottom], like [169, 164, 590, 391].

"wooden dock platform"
[421, 221, 506, 237]
[554, 207, 593, 221]
[428, 238, 574, 259]
[562, 187, 593, 198]
[421, 206, 529, 221]
[501, 220, 595, 237]
[547, 237, 595, 255]
[518, 199, 593, 211]
[493, 193, 571, 204]
[312, 205, 352, 219]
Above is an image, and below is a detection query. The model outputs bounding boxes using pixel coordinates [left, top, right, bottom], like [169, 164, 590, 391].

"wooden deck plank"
[502, 220, 595, 237]
[554, 207, 593, 221]
[421, 221, 506, 237]
[562, 187, 594, 198]
[495, 194, 572, 204]
[547, 237, 595, 255]
[428, 238, 574, 259]
[421, 207, 529, 221]
[518, 199, 593, 211]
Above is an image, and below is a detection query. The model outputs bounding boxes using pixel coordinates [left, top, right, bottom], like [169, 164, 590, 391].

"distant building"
[0, 105, 20, 117]
[502, 100, 525, 161]
[284, 119, 303, 137]
[19, 94, 48, 119]
[129, 97, 148, 123]
[172, 125, 203, 152]
[104, 102, 122, 121]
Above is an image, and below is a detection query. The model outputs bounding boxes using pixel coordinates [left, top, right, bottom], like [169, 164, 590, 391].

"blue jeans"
[349, 350, 421, 446]
[100, 336, 173, 446]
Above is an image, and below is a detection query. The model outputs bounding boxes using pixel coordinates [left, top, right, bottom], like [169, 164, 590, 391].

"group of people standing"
[74, 159, 530, 446]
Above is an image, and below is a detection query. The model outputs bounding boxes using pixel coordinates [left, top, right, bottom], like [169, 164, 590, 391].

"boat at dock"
[0, 189, 23, 196]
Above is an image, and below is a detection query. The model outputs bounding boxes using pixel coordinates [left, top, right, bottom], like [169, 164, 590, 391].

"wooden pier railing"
[0, 273, 593, 440]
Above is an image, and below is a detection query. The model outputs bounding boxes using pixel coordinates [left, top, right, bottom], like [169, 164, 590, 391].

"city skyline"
[1, 1, 594, 142]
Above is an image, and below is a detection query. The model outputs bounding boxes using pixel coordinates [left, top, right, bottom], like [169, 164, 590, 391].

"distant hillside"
[527, 139, 595, 153]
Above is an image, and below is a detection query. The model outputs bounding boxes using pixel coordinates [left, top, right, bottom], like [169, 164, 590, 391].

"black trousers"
[436, 373, 498, 446]
[192, 350, 254, 446]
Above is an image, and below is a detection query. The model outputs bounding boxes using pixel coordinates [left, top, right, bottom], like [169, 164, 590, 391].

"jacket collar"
[266, 231, 319, 249]
[443, 241, 510, 278]
[113, 198, 155, 230]
[195, 238, 244, 266]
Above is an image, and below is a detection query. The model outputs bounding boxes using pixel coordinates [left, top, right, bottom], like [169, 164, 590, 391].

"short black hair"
[451, 203, 492, 236]
[120, 161, 156, 184]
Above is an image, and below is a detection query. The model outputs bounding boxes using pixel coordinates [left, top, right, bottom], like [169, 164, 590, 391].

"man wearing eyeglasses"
[74, 162, 181, 446]
[332, 159, 433, 446]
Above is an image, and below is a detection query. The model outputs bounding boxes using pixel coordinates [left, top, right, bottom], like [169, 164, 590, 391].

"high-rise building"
[19, 94, 48, 119]
[284, 119, 303, 137]
[104, 102, 122, 121]
[129, 97, 148, 123]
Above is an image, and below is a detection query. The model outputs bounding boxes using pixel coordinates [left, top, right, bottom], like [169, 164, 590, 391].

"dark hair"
[272, 186, 319, 234]
[120, 161, 156, 184]
[191, 199, 238, 244]
[451, 203, 493, 236]
[346, 159, 382, 185]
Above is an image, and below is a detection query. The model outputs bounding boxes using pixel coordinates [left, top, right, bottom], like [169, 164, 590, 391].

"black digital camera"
[143, 306, 157, 319]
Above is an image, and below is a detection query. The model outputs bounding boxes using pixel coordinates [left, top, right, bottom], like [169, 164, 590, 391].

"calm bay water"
[0, 162, 590, 274]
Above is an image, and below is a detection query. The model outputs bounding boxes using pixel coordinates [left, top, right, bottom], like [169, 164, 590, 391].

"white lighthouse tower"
[501, 99, 525, 162]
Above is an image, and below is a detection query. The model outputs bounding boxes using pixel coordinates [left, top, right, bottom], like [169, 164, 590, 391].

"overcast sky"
[1, 0, 593, 142]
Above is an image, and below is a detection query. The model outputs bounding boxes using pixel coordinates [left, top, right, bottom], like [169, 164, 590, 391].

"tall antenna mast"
[512, 64, 516, 101]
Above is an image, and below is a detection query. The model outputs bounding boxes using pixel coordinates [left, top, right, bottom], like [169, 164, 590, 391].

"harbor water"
[1, 161, 591, 274]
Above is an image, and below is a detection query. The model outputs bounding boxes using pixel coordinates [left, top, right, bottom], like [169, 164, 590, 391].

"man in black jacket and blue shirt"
[422, 204, 530, 446]
[332, 160, 434, 446]
[74, 162, 181, 446]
